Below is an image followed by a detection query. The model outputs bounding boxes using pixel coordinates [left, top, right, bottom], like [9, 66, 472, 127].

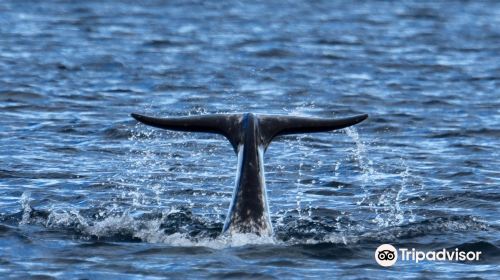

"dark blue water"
[1, 0, 499, 279]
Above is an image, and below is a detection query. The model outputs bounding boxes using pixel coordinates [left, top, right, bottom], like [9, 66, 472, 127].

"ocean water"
[0, 0, 499, 279]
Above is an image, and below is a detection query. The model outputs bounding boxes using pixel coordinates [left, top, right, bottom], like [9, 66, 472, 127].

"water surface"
[0, 0, 499, 279]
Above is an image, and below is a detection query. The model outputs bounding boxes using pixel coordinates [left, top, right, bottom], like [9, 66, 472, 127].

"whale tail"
[131, 113, 242, 151]
[257, 113, 368, 149]
[131, 112, 368, 150]
[131, 112, 367, 236]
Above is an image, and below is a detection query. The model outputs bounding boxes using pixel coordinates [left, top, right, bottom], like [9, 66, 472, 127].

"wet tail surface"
[132, 113, 368, 236]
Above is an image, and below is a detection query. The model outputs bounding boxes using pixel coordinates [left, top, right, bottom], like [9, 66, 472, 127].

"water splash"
[13, 192, 489, 250]
[295, 138, 305, 219]
[344, 127, 420, 227]
[13, 108, 425, 246]
[344, 127, 373, 178]
[19, 191, 32, 225]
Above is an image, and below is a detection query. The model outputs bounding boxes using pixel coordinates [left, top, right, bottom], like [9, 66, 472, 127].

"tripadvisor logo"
[375, 244, 482, 267]
[375, 244, 398, 267]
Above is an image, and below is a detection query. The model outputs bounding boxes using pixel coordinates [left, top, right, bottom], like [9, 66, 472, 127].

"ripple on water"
[0, 0, 499, 278]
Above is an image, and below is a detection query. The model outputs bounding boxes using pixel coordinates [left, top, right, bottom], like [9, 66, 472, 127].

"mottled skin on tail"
[131, 112, 368, 236]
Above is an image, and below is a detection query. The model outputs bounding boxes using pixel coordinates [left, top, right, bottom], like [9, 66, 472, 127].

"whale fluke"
[131, 113, 242, 151]
[131, 113, 367, 151]
[258, 114, 367, 149]
[131, 112, 368, 236]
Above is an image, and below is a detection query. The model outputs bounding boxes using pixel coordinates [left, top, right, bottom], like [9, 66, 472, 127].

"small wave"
[81, 59, 125, 71]
[429, 128, 500, 138]
[451, 241, 500, 262]
[291, 242, 359, 260]
[254, 48, 293, 58]
[316, 38, 362, 46]
[397, 8, 443, 21]
[209, 271, 278, 279]
[322, 180, 354, 188]
[101, 124, 135, 139]
[319, 53, 344, 60]
[362, 216, 490, 242]
[421, 99, 453, 106]
[143, 39, 186, 48]
[0, 91, 43, 102]
[154, 83, 208, 92]
[304, 189, 354, 196]
[0, 223, 13, 235]
[48, 146, 80, 154]
[0, 169, 82, 179]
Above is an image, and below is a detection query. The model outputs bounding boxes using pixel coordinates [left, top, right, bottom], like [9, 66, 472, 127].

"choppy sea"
[0, 0, 499, 279]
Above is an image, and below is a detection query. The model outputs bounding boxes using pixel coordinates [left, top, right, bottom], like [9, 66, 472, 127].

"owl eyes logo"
[375, 244, 398, 267]
[378, 249, 396, 261]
